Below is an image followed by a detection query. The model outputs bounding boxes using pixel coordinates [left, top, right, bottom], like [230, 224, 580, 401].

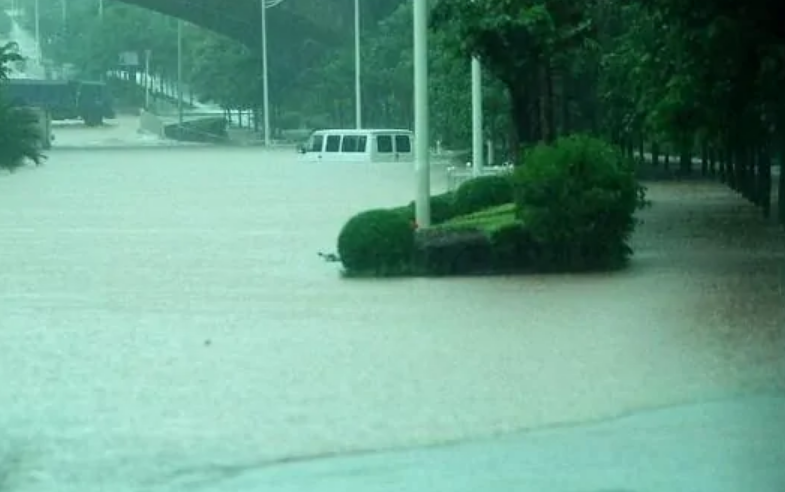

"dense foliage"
[514, 135, 647, 270]
[452, 174, 514, 216]
[11, 0, 785, 163]
[337, 208, 416, 276]
[0, 42, 44, 172]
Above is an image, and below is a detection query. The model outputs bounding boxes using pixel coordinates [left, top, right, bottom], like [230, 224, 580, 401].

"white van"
[298, 129, 414, 163]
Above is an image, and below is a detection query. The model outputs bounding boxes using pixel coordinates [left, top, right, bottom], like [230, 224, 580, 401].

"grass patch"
[434, 203, 520, 234]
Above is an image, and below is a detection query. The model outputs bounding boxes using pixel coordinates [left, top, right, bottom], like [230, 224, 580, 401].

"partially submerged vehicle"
[3, 78, 115, 126]
[298, 129, 414, 163]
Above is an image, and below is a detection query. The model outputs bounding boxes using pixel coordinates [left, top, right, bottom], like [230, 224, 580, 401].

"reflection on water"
[0, 149, 782, 491]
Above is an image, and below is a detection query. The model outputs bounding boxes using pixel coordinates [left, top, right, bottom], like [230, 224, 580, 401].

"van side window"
[341, 135, 359, 152]
[357, 136, 367, 152]
[325, 135, 341, 152]
[376, 135, 393, 153]
[395, 135, 411, 153]
[310, 134, 324, 152]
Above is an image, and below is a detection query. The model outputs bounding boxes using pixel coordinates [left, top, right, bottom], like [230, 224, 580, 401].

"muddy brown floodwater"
[0, 148, 782, 492]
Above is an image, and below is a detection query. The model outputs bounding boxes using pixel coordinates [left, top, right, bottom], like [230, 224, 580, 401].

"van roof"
[312, 129, 412, 135]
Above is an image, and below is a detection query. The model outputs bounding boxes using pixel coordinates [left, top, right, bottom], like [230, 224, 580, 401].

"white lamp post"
[413, 0, 430, 227]
[471, 57, 483, 175]
[471, 0, 483, 175]
[34, 0, 40, 61]
[260, 0, 287, 146]
[177, 19, 183, 125]
[354, 0, 361, 128]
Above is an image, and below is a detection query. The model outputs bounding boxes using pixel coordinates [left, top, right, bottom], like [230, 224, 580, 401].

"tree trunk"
[538, 60, 555, 143]
[759, 148, 772, 216]
[700, 140, 708, 175]
[779, 149, 785, 228]
[651, 142, 660, 167]
[508, 86, 531, 162]
[560, 69, 571, 135]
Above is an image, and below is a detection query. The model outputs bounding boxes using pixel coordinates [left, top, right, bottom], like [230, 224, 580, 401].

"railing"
[446, 162, 513, 191]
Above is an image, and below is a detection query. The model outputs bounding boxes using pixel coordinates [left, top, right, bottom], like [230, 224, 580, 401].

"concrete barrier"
[163, 117, 228, 144]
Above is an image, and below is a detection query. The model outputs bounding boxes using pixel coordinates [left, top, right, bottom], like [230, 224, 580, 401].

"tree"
[0, 42, 44, 172]
[432, 0, 595, 152]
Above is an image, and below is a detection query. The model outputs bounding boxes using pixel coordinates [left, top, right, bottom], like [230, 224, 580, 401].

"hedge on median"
[335, 135, 648, 277]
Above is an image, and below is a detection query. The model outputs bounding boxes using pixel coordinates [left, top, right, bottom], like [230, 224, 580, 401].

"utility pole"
[413, 0, 430, 227]
[260, 0, 271, 146]
[34, 0, 40, 61]
[470, 0, 484, 176]
[144, 50, 151, 110]
[354, 0, 361, 129]
[177, 20, 183, 125]
[471, 57, 484, 175]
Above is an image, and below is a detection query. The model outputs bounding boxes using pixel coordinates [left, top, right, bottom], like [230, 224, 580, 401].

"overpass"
[117, 0, 341, 49]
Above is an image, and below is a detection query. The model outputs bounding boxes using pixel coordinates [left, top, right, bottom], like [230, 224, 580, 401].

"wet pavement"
[0, 147, 783, 491]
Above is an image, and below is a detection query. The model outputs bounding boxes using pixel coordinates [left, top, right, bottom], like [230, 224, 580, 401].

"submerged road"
[0, 147, 783, 491]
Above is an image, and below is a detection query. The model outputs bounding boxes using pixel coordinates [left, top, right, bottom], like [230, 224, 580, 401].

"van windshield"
[309, 134, 324, 152]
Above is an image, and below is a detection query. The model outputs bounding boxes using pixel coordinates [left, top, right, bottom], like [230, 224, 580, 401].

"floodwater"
[0, 148, 783, 491]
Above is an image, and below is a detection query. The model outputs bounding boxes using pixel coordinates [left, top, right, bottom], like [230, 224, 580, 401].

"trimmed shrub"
[337, 208, 416, 276]
[453, 174, 514, 216]
[0, 98, 44, 172]
[415, 228, 493, 276]
[406, 191, 457, 225]
[513, 134, 647, 271]
[389, 191, 458, 225]
[415, 204, 525, 275]
[488, 223, 539, 271]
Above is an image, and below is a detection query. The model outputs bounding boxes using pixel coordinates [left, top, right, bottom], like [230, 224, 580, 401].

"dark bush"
[389, 191, 457, 225]
[488, 223, 539, 271]
[407, 191, 457, 225]
[337, 208, 416, 276]
[513, 134, 647, 271]
[414, 204, 529, 275]
[453, 174, 514, 216]
[0, 98, 44, 172]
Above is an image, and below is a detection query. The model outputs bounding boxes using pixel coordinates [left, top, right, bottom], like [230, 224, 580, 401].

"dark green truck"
[3, 78, 115, 126]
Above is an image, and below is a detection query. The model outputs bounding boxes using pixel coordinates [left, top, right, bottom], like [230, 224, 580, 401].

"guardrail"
[446, 163, 514, 191]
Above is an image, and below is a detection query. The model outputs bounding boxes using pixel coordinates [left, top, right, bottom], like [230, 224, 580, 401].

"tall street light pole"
[259, 0, 288, 146]
[470, 0, 483, 176]
[413, 0, 430, 227]
[177, 19, 183, 126]
[260, 0, 270, 146]
[354, 0, 361, 129]
[471, 57, 484, 175]
[34, 0, 40, 61]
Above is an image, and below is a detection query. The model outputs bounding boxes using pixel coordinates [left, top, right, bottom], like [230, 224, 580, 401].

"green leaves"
[0, 44, 45, 171]
[0, 42, 22, 81]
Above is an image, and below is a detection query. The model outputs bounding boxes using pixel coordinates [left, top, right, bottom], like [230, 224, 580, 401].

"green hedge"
[0, 96, 44, 172]
[335, 137, 647, 277]
[453, 174, 514, 216]
[415, 204, 527, 275]
[337, 208, 416, 276]
[514, 134, 648, 271]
